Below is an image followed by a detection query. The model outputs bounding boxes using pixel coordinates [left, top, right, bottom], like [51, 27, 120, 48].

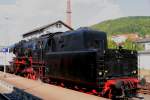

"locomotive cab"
[84, 29, 107, 51]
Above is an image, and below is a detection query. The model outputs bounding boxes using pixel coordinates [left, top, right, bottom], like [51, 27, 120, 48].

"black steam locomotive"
[10, 28, 138, 99]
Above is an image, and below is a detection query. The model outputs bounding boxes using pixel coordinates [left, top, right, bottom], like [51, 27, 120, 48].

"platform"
[0, 71, 108, 100]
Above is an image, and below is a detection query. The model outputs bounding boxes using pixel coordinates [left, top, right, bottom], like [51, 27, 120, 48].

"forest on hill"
[91, 16, 150, 50]
[92, 16, 150, 36]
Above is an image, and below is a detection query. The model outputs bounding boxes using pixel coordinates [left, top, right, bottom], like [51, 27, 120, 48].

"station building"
[136, 38, 150, 70]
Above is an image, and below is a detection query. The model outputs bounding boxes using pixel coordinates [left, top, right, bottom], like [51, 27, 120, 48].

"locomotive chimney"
[66, 0, 72, 27]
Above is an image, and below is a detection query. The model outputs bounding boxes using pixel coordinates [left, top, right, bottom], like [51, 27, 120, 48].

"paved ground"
[130, 94, 150, 100]
[0, 71, 108, 100]
[1, 71, 150, 100]
[1, 83, 150, 100]
[0, 85, 11, 94]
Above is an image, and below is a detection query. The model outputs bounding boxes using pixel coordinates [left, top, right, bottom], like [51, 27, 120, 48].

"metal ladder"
[96, 54, 105, 88]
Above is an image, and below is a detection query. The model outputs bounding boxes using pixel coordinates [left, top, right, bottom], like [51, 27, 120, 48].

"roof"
[22, 20, 74, 38]
[135, 38, 150, 43]
[112, 33, 140, 41]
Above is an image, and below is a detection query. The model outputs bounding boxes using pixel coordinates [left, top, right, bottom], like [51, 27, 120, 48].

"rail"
[0, 94, 10, 100]
[138, 82, 150, 95]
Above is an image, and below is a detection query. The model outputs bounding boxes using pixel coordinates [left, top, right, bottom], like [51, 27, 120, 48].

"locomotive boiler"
[9, 28, 139, 99]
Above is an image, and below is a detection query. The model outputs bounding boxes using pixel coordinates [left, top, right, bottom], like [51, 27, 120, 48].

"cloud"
[0, 0, 123, 46]
[72, 0, 123, 27]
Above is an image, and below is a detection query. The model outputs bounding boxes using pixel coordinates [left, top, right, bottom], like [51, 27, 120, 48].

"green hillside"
[91, 16, 150, 50]
[92, 16, 150, 36]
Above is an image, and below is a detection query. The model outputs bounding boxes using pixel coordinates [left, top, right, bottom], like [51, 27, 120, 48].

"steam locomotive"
[9, 28, 139, 99]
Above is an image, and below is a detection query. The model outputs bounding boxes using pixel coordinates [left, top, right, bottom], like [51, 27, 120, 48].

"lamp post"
[4, 51, 6, 74]
[2, 48, 8, 77]
[4, 17, 10, 46]
[3, 17, 9, 76]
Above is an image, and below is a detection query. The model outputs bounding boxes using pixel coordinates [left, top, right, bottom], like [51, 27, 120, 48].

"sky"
[0, 0, 150, 46]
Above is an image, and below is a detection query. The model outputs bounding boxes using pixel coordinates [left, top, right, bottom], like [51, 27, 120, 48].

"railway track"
[138, 82, 150, 95]
[0, 94, 10, 100]
[0, 93, 22, 100]
[0, 89, 22, 100]
[138, 89, 150, 95]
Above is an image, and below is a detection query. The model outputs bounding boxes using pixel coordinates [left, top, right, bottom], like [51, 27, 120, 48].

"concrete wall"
[138, 51, 150, 69]
[145, 43, 150, 50]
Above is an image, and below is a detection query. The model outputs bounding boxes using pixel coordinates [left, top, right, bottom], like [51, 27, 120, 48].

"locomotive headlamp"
[98, 72, 103, 76]
[131, 51, 134, 54]
[132, 70, 137, 74]
[105, 70, 108, 73]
